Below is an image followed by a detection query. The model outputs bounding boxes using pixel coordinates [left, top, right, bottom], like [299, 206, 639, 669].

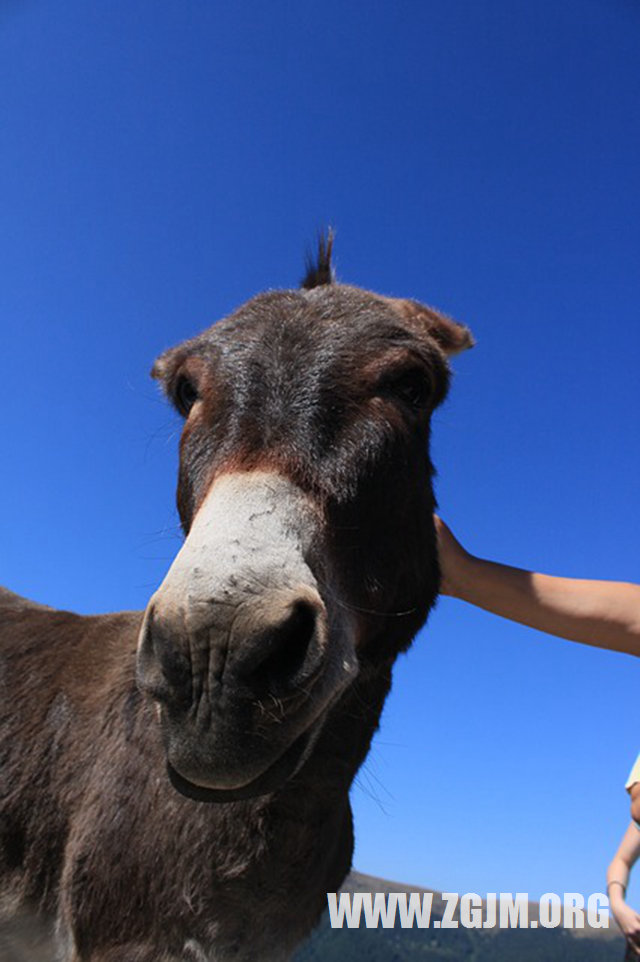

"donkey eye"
[173, 375, 199, 417]
[385, 369, 431, 409]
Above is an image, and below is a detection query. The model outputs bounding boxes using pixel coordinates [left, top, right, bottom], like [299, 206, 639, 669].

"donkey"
[0, 238, 473, 962]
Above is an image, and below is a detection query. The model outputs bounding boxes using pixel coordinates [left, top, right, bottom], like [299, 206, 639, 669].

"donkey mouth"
[166, 724, 315, 803]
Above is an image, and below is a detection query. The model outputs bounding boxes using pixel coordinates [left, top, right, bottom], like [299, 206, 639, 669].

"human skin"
[608, 823, 640, 955]
[434, 516, 640, 657]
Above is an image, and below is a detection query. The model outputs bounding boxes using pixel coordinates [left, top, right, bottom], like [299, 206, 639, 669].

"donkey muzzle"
[135, 471, 358, 799]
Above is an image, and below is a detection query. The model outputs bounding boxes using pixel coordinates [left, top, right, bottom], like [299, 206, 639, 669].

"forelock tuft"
[300, 229, 335, 289]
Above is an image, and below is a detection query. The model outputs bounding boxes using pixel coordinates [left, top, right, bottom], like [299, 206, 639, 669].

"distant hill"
[292, 870, 627, 962]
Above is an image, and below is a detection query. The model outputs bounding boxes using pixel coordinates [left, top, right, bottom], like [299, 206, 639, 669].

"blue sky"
[1, 0, 638, 904]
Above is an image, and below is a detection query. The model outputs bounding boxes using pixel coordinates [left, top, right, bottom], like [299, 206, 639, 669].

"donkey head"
[136, 238, 473, 802]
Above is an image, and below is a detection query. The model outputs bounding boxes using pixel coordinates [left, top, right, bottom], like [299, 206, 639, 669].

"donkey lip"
[166, 725, 314, 804]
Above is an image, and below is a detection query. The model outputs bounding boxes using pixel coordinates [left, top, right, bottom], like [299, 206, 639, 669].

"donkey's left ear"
[384, 297, 475, 356]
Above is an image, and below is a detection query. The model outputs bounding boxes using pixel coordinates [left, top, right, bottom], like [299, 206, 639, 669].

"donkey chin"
[135, 471, 359, 803]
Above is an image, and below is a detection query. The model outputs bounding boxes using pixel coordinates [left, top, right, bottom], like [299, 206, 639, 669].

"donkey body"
[0, 244, 472, 961]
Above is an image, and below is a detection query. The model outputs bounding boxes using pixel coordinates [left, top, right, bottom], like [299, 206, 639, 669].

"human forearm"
[452, 555, 640, 656]
[608, 840, 640, 950]
[607, 853, 631, 907]
[435, 517, 640, 657]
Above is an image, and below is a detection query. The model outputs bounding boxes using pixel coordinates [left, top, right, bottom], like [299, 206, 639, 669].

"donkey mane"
[300, 229, 335, 289]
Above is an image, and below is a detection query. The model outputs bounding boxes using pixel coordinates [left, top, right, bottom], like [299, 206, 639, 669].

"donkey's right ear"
[151, 347, 188, 385]
[152, 348, 205, 419]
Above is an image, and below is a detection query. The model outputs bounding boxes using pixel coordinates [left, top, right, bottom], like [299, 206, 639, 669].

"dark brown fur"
[0, 242, 472, 961]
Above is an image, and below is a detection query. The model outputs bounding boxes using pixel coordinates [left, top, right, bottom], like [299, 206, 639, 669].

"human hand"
[433, 515, 472, 598]
[611, 901, 640, 954]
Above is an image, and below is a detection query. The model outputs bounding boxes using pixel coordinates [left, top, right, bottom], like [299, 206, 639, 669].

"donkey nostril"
[159, 645, 192, 697]
[246, 599, 321, 696]
[136, 608, 192, 707]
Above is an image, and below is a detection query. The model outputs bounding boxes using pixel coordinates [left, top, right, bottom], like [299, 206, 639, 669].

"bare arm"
[607, 823, 640, 953]
[435, 517, 640, 657]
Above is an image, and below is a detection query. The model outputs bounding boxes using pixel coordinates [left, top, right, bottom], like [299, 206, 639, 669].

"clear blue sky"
[1, 0, 638, 903]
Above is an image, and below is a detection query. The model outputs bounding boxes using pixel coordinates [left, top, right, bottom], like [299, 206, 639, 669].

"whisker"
[314, 575, 417, 619]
